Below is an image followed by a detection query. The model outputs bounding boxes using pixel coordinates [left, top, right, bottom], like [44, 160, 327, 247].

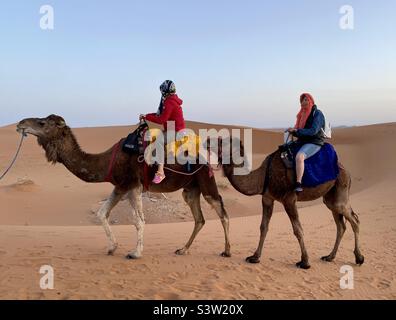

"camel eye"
[38, 121, 46, 127]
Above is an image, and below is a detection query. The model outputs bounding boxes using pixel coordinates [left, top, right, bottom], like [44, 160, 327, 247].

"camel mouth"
[16, 124, 39, 137]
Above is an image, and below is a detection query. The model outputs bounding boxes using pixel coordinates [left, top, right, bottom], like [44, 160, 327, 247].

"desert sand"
[0, 120, 395, 300]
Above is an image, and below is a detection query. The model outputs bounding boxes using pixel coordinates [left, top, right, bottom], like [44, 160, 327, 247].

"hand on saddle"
[287, 127, 297, 134]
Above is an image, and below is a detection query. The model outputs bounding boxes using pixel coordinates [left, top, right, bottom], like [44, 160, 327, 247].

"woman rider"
[287, 93, 325, 193]
[140, 80, 186, 184]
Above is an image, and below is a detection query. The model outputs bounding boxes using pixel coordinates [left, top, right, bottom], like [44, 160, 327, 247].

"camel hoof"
[296, 261, 311, 269]
[245, 255, 260, 264]
[175, 248, 187, 256]
[220, 251, 231, 258]
[125, 253, 141, 260]
[355, 255, 365, 265]
[107, 244, 118, 255]
[321, 255, 335, 262]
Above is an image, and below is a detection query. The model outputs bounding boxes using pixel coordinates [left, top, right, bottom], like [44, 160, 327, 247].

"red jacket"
[145, 94, 186, 132]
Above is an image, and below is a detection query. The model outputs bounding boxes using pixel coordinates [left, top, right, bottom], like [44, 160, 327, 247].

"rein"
[0, 130, 26, 181]
[104, 140, 122, 183]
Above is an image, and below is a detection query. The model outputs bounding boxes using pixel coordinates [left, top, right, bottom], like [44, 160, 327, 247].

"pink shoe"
[152, 172, 166, 184]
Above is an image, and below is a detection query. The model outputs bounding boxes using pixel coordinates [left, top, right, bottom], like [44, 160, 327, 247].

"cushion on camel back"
[290, 142, 340, 187]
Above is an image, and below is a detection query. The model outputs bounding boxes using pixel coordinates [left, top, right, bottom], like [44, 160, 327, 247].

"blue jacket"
[293, 105, 325, 146]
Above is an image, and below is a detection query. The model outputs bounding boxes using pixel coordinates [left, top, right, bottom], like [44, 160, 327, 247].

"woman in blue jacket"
[287, 93, 325, 193]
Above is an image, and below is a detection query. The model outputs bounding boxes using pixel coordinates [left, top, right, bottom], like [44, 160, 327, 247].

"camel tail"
[341, 162, 359, 223]
[348, 165, 358, 223]
[348, 169, 359, 223]
[351, 209, 360, 224]
[348, 172, 352, 192]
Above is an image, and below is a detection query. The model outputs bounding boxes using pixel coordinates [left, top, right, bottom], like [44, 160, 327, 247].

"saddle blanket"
[291, 142, 340, 187]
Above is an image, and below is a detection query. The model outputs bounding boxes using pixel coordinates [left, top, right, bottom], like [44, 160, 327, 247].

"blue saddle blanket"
[291, 142, 339, 187]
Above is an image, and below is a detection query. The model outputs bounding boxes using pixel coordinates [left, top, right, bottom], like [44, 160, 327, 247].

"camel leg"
[203, 194, 231, 257]
[125, 185, 145, 259]
[343, 208, 364, 265]
[321, 211, 346, 262]
[326, 205, 364, 265]
[323, 180, 364, 265]
[96, 187, 125, 255]
[321, 189, 347, 261]
[175, 187, 205, 255]
[283, 198, 310, 269]
[246, 196, 274, 264]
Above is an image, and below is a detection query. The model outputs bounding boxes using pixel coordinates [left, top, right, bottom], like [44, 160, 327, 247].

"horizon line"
[1, 119, 396, 131]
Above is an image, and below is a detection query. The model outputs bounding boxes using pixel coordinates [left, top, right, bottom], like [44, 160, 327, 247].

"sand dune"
[0, 120, 395, 299]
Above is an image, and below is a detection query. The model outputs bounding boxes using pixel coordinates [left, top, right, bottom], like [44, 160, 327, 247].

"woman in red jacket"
[140, 80, 186, 184]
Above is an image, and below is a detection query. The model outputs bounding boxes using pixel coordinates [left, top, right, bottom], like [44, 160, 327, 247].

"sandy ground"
[0, 120, 395, 299]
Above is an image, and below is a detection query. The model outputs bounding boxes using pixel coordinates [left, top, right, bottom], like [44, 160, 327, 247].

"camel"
[211, 137, 364, 269]
[16, 114, 231, 259]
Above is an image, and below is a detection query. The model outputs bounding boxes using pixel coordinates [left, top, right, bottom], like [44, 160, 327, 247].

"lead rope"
[163, 164, 206, 176]
[0, 130, 26, 181]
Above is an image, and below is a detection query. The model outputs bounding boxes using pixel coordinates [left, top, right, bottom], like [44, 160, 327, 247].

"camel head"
[17, 114, 67, 138]
[17, 114, 72, 164]
[204, 136, 251, 174]
[204, 136, 244, 165]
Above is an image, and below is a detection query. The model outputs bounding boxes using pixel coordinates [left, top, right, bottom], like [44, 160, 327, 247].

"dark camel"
[214, 137, 364, 269]
[16, 115, 231, 259]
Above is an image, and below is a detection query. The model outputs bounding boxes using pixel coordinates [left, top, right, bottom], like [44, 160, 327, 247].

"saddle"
[278, 142, 295, 169]
[122, 120, 149, 156]
[277, 141, 340, 188]
[121, 121, 202, 179]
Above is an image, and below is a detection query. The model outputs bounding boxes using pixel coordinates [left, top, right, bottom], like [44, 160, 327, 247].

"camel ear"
[57, 120, 66, 128]
[47, 114, 66, 128]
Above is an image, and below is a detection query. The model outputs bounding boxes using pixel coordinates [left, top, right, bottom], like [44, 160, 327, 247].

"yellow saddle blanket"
[144, 128, 203, 163]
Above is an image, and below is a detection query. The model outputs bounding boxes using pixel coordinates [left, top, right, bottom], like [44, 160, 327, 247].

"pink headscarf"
[295, 93, 315, 129]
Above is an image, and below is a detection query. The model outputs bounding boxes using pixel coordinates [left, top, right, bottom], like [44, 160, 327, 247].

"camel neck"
[222, 161, 266, 196]
[54, 132, 109, 183]
[60, 152, 108, 183]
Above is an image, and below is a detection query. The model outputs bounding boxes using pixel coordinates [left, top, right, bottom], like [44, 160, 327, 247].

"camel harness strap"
[0, 130, 26, 181]
[104, 139, 122, 183]
[164, 164, 206, 176]
[262, 152, 276, 194]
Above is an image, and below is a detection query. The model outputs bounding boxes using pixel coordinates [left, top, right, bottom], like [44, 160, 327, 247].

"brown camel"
[16, 115, 231, 259]
[212, 137, 364, 269]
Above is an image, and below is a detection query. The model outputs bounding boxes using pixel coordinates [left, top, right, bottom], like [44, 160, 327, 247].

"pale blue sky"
[0, 0, 395, 128]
